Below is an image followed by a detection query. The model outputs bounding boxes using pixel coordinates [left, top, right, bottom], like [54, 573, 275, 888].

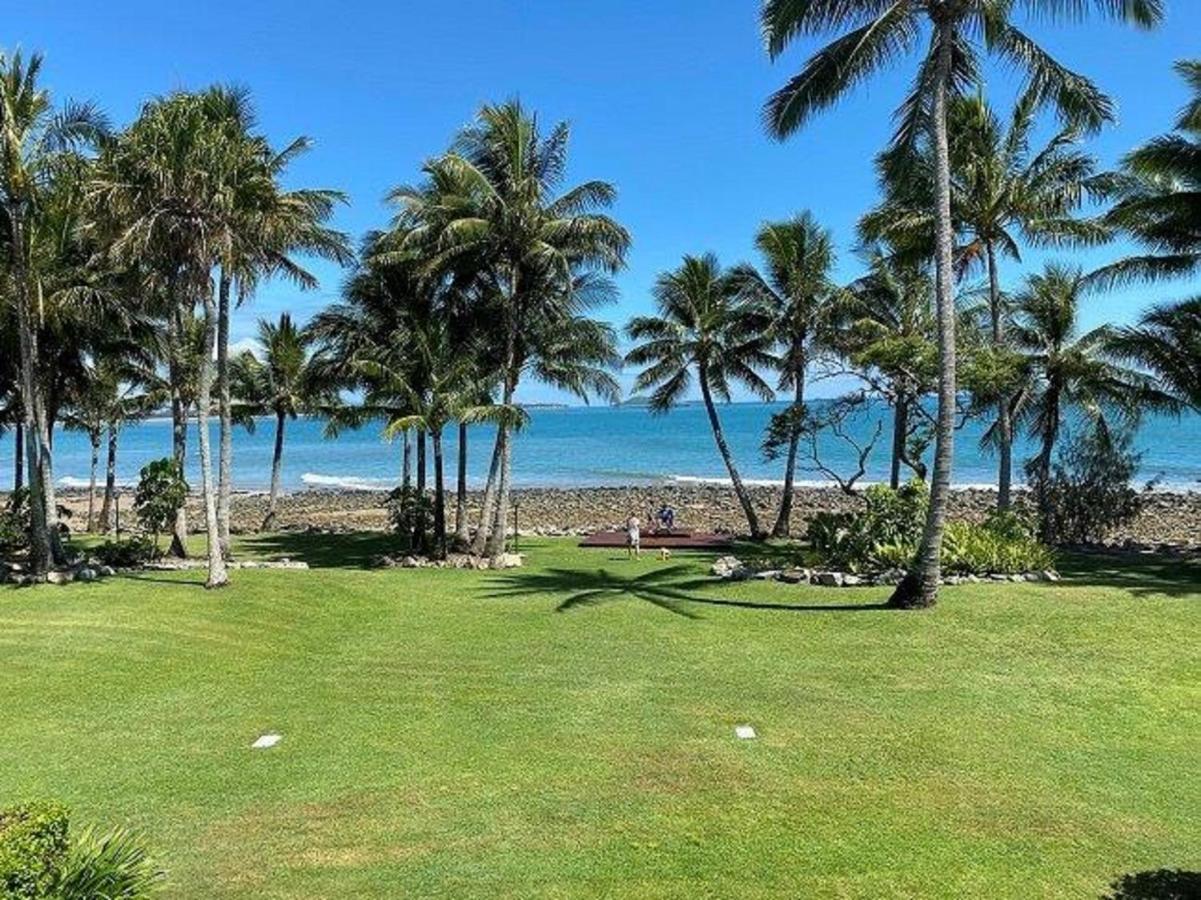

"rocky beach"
[38, 482, 1201, 548]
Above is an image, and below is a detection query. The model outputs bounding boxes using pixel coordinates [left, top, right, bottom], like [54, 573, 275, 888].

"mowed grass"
[1, 535, 1199, 898]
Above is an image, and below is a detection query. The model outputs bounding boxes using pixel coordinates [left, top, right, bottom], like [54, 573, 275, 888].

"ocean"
[2, 400, 1200, 494]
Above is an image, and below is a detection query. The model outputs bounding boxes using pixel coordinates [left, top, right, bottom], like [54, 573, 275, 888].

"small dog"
[658, 547, 672, 561]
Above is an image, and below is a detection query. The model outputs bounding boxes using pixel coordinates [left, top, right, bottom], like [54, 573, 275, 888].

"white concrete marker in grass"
[734, 725, 757, 740]
[252, 733, 282, 749]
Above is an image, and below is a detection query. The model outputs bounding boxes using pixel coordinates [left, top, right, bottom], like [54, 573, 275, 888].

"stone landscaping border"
[709, 556, 1061, 587]
[0, 557, 308, 586]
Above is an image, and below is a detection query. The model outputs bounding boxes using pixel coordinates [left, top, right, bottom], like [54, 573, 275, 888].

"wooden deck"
[578, 529, 735, 550]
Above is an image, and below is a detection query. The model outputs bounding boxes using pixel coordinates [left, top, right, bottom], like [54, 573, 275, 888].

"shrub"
[806, 481, 1055, 575]
[92, 537, 157, 569]
[133, 460, 188, 551]
[0, 803, 162, 900]
[0, 490, 31, 558]
[942, 521, 1055, 575]
[805, 481, 927, 573]
[1031, 424, 1143, 545]
[57, 828, 164, 900]
[0, 802, 69, 900]
[385, 486, 434, 551]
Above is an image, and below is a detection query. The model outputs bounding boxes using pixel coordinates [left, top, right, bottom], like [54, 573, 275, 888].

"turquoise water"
[3, 400, 1200, 492]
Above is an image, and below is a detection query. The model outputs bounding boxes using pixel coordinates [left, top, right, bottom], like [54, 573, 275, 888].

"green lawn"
[2, 536, 1199, 898]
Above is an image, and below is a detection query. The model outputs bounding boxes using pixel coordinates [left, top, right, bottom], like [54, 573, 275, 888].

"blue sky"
[12, 1, 1201, 402]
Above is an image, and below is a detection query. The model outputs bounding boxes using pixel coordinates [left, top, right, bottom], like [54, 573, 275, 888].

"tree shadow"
[487, 566, 890, 617]
[1101, 869, 1201, 899]
[1057, 551, 1201, 599]
[235, 531, 401, 570]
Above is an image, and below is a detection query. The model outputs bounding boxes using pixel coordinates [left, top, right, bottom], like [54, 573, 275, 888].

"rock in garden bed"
[708, 557, 1060, 588]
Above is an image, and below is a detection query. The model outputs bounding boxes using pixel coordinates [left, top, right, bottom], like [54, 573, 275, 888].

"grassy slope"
[1, 535, 1198, 899]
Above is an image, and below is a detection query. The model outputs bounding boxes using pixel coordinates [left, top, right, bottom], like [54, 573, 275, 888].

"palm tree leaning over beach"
[232, 313, 339, 532]
[728, 213, 837, 537]
[861, 89, 1110, 510]
[627, 253, 776, 538]
[760, 0, 1160, 607]
[1109, 299, 1201, 412]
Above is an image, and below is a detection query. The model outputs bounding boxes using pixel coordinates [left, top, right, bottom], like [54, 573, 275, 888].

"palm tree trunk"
[454, 421, 469, 547]
[415, 428, 427, 551]
[772, 360, 805, 537]
[432, 427, 447, 559]
[471, 428, 503, 555]
[1034, 388, 1061, 541]
[484, 376, 517, 558]
[890, 396, 907, 490]
[987, 243, 1013, 509]
[197, 293, 229, 589]
[13, 421, 23, 492]
[168, 306, 189, 558]
[10, 211, 54, 574]
[402, 430, 412, 491]
[261, 409, 286, 531]
[699, 365, 762, 538]
[216, 270, 233, 558]
[891, 22, 956, 610]
[98, 425, 117, 533]
[87, 430, 100, 533]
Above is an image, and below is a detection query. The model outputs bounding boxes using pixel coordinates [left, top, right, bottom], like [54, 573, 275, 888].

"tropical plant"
[829, 247, 938, 488]
[390, 100, 630, 556]
[0, 50, 107, 574]
[1035, 421, 1143, 545]
[91, 87, 260, 587]
[626, 253, 775, 537]
[862, 89, 1109, 507]
[231, 313, 339, 531]
[729, 212, 837, 536]
[1009, 264, 1170, 536]
[1108, 297, 1201, 410]
[133, 458, 188, 556]
[204, 92, 351, 557]
[1094, 60, 1201, 291]
[760, 0, 1158, 606]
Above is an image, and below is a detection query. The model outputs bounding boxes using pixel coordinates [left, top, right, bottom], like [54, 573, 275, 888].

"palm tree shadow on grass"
[487, 566, 889, 617]
[1057, 552, 1201, 600]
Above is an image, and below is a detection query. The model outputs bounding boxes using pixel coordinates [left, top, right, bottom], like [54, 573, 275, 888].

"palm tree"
[862, 90, 1109, 508]
[1108, 298, 1201, 411]
[206, 92, 351, 557]
[728, 213, 837, 536]
[626, 254, 775, 537]
[92, 89, 252, 588]
[1010, 264, 1170, 535]
[0, 50, 106, 573]
[1094, 60, 1201, 290]
[760, 0, 1156, 607]
[391, 100, 630, 557]
[232, 313, 338, 531]
[832, 248, 938, 489]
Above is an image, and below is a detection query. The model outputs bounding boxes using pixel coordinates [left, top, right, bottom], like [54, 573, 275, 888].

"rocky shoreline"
[36, 483, 1201, 548]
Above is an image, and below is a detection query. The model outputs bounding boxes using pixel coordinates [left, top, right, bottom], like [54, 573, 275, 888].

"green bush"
[942, 520, 1055, 575]
[0, 802, 69, 900]
[133, 460, 188, 551]
[0, 490, 31, 557]
[1031, 425, 1143, 545]
[806, 482, 1054, 575]
[805, 481, 927, 573]
[92, 537, 157, 569]
[0, 803, 162, 900]
[57, 828, 164, 900]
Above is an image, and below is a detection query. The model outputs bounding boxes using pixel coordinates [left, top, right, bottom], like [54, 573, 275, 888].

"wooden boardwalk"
[578, 530, 735, 550]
